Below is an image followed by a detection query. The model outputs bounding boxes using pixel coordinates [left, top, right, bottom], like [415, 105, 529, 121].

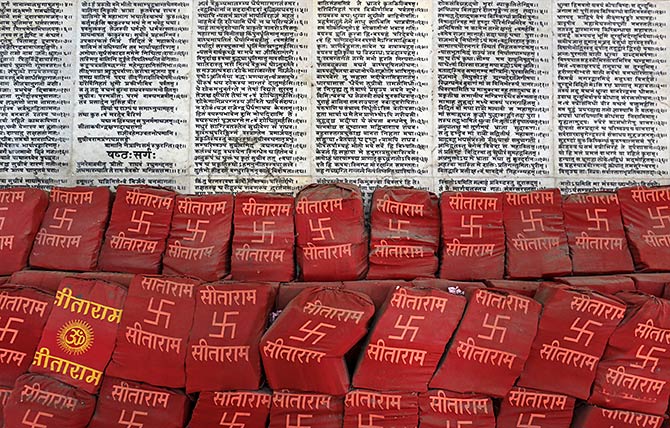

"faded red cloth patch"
[269, 392, 343, 428]
[343, 390, 418, 428]
[189, 391, 271, 428]
[497, 387, 576, 428]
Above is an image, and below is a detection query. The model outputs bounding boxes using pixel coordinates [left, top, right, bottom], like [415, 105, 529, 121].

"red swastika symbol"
[128, 210, 154, 235]
[586, 208, 609, 231]
[521, 209, 544, 232]
[460, 214, 483, 238]
[185, 219, 209, 242]
[50, 208, 76, 231]
[219, 411, 250, 428]
[563, 317, 603, 347]
[252, 221, 275, 244]
[289, 321, 336, 345]
[631, 344, 666, 372]
[143, 298, 175, 329]
[286, 414, 312, 428]
[0, 316, 23, 344]
[21, 410, 53, 428]
[309, 217, 334, 241]
[118, 409, 148, 428]
[648, 206, 670, 229]
[210, 311, 239, 339]
[388, 315, 425, 342]
[478, 313, 510, 343]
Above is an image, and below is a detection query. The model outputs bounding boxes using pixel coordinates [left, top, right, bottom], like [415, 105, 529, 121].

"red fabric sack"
[517, 284, 625, 398]
[3, 373, 95, 428]
[503, 189, 571, 278]
[429, 289, 541, 396]
[418, 390, 495, 428]
[0, 188, 48, 275]
[440, 191, 505, 280]
[572, 405, 664, 428]
[163, 194, 233, 281]
[98, 185, 175, 274]
[30, 278, 125, 394]
[106, 275, 200, 388]
[563, 192, 634, 274]
[87, 376, 189, 428]
[496, 387, 576, 428]
[367, 187, 440, 280]
[0, 285, 53, 386]
[556, 275, 635, 295]
[189, 391, 271, 428]
[295, 183, 368, 281]
[29, 187, 111, 271]
[624, 273, 670, 297]
[231, 192, 296, 282]
[352, 286, 465, 392]
[260, 287, 375, 395]
[269, 391, 343, 428]
[484, 280, 541, 297]
[343, 390, 418, 428]
[186, 282, 276, 393]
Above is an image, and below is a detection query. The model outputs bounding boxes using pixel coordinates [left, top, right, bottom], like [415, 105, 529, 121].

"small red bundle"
[572, 405, 664, 428]
[295, 183, 368, 281]
[162, 194, 233, 281]
[269, 392, 343, 428]
[440, 191, 505, 280]
[367, 187, 440, 279]
[189, 391, 271, 428]
[29, 187, 111, 271]
[343, 390, 418, 428]
[497, 387, 576, 428]
[430, 289, 541, 396]
[419, 390, 495, 428]
[98, 185, 175, 274]
[503, 189, 572, 278]
[106, 275, 200, 388]
[0, 188, 48, 275]
[231, 192, 296, 282]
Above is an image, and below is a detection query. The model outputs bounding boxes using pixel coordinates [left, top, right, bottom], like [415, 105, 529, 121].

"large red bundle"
[563, 192, 634, 274]
[367, 187, 439, 279]
[517, 284, 625, 399]
[440, 191, 505, 280]
[352, 286, 465, 392]
[29, 187, 111, 271]
[106, 275, 199, 388]
[98, 185, 175, 274]
[30, 278, 125, 394]
[503, 189, 572, 278]
[343, 390, 418, 428]
[186, 282, 276, 392]
[496, 387, 575, 428]
[418, 390, 495, 428]
[625, 273, 670, 297]
[556, 275, 635, 295]
[260, 287, 375, 395]
[162, 194, 233, 281]
[589, 292, 670, 415]
[295, 183, 368, 281]
[4, 373, 95, 428]
[189, 391, 271, 428]
[572, 405, 664, 428]
[0, 285, 53, 386]
[87, 376, 189, 428]
[231, 193, 295, 282]
[429, 289, 541, 396]
[0, 188, 48, 275]
[269, 392, 343, 428]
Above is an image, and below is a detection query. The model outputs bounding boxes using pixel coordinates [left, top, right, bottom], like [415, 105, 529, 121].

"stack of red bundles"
[440, 191, 505, 280]
[0, 188, 48, 275]
[162, 194, 233, 281]
[260, 287, 374, 395]
[295, 183, 368, 281]
[343, 390, 418, 428]
[627, 273, 670, 297]
[497, 387, 576, 428]
[4, 373, 96, 428]
[589, 292, 670, 415]
[0, 285, 53, 386]
[572, 405, 664, 428]
[30, 278, 126, 394]
[189, 391, 271, 428]
[98, 185, 175, 274]
[430, 289, 541, 396]
[556, 275, 635, 295]
[231, 192, 296, 282]
[29, 187, 110, 271]
[419, 390, 495, 428]
[269, 391, 343, 428]
[563, 192, 634, 274]
[106, 275, 200, 388]
[367, 187, 439, 279]
[352, 286, 465, 391]
[503, 189, 572, 278]
[517, 284, 626, 399]
[87, 377, 190, 428]
[186, 282, 276, 392]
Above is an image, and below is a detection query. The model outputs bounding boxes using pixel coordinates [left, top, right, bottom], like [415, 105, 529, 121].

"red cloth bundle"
[29, 187, 110, 271]
[353, 286, 465, 392]
[367, 187, 439, 279]
[98, 185, 175, 274]
[430, 289, 541, 396]
[497, 387, 576, 428]
[269, 392, 343, 428]
[440, 191, 505, 280]
[189, 391, 271, 428]
[162, 194, 233, 281]
[231, 192, 296, 282]
[503, 189, 571, 278]
[418, 390, 495, 428]
[295, 183, 368, 281]
[571, 405, 664, 428]
[343, 390, 418, 428]
[556, 275, 636, 295]
[106, 275, 199, 388]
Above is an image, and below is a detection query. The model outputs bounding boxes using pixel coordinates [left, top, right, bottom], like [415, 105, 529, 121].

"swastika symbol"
[219, 411, 250, 428]
[289, 320, 336, 345]
[460, 214, 483, 238]
[143, 298, 175, 329]
[0, 316, 23, 344]
[516, 413, 546, 428]
[185, 219, 209, 242]
[286, 414, 312, 428]
[118, 409, 148, 428]
[388, 219, 410, 239]
[309, 217, 334, 241]
[631, 344, 666, 372]
[521, 209, 544, 232]
[252, 221, 275, 244]
[358, 414, 384, 428]
[563, 317, 603, 347]
[446, 422, 473, 428]
[210, 311, 239, 339]
[586, 208, 610, 232]
[50, 208, 76, 231]
[128, 210, 154, 235]
[648, 206, 670, 229]
[478, 313, 510, 343]
[21, 410, 53, 428]
[388, 315, 425, 342]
